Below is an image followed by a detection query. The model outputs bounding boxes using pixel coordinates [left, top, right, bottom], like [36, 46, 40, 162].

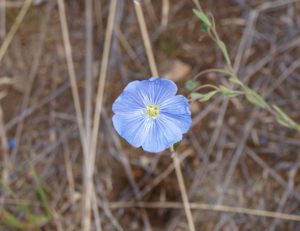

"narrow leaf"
[0, 209, 27, 230]
[193, 9, 212, 28]
[31, 166, 52, 219]
[200, 23, 210, 32]
[190, 93, 203, 100]
[244, 88, 268, 108]
[219, 85, 243, 97]
[229, 76, 243, 86]
[273, 105, 296, 129]
[191, 91, 217, 102]
[216, 40, 231, 65]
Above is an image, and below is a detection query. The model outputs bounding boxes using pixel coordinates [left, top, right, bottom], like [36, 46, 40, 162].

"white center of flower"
[146, 104, 159, 118]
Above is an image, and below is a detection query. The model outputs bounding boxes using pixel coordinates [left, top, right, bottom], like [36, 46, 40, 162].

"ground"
[1, 0, 300, 230]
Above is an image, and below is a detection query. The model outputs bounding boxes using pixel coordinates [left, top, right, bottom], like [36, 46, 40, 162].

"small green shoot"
[193, 9, 212, 29]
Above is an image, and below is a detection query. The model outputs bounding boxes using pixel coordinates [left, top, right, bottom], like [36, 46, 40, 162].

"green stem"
[192, 68, 232, 81]
[193, 84, 219, 92]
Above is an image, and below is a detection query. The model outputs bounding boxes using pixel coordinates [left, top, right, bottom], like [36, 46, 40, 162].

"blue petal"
[123, 80, 140, 92]
[142, 117, 182, 153]
[113, 80, 153, 114]
[112, 80, 146, 114]
[112, 113, 150, 148]
[159, 95, 192, 133]
[139, 78, 177, 105]
[112, 90, 145, 115]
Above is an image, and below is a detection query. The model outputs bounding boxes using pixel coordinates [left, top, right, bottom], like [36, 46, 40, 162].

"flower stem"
[193, 84, 219, 92]
[171, 145, 196, 231]
[192, 68, 232, 80]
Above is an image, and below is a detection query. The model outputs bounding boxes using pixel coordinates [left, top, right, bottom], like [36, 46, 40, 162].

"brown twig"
[109, 201, 300, 222]
[171, 148, 196, 231]
[0, 0, 32, 63]
[83, 1, 117, 230]
[134, 0, 158, 77]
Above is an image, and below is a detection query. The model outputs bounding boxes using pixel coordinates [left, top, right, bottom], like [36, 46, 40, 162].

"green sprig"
[192, 6, 300, 134]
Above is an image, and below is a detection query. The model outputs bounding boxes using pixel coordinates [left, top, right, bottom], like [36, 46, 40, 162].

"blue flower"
[112, 77, 192, 153]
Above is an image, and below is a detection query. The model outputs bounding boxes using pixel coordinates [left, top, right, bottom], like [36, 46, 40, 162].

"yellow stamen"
[146, 104, 159, 118]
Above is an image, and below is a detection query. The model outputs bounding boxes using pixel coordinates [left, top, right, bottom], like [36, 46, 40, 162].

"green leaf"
[273, 105, 296, 129]
[193, 9, 212, 29]
[295, 124, 300, 133]
[31, 166, 52, 219]
[276, 116, 293, 128]
[229, 76, 243, 86]
[185, 80, 197, 91]
[216, 40, 231, 65]
[190, 93, 203, 100]
[191, 91, 217, 102]
[219, 85, 243, 97]
[244, 88, 268, 108]
[200, 23, 210, 32]
[0, 209, 28, 230]
[0, 208, 49, 230]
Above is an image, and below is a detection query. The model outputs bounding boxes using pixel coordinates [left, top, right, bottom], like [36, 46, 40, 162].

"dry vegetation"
[1, 0, 300, 230]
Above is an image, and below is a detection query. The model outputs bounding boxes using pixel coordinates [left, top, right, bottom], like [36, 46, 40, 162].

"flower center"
[146, 104, 159, 118]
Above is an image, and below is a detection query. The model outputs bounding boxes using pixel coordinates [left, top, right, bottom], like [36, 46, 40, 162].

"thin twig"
[85, 1, 101, 229]
[92, 187, 103, 231]
[0, 105, 9, 183]
[0, 0, 6, 39]
[62, 134, 76, 200]
[83, 0, 117, 230]
[109, 201, 300, 222]
[134, 0, 158, 76]
[57, 2, 91, 229]
[171, 149, 196, 231]
[57, 0, 87, 154]
[161, 0, 169, 29]
[0, 0, 32, 63]
[84, 0, 93, 147]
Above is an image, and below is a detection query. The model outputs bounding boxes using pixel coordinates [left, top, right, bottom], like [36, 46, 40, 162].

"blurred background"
[1, 0, 300, 230]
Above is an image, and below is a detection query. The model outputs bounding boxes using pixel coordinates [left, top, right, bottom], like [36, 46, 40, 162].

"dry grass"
[1, 0, 300, 230]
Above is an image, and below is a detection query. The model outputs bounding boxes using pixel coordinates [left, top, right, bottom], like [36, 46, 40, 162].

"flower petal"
[113, 80, 152, 114]
[142, 117, 182, 153]
[112, 113, 150, 148]
[160, 95, 192, 133]
[112, 90, 145, 115]
[139, 78, 177, 105]
[112, 80, 146, 114]
[123, 80, 140, 92]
